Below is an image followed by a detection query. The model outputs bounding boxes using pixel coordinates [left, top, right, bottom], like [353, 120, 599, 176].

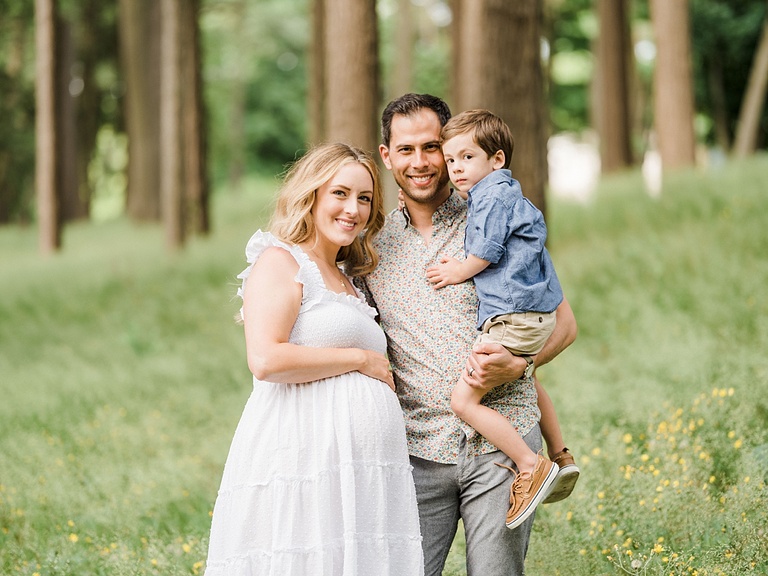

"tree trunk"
[308, 0, 326, 145]
[227, 0, 248, 190]
[323, 0, 379, 154]
[161, 0, 184, 249]
[596, 0, 634, 172]
[650, 0, 696, 170]
[706, 56, 731, 151]
[733, 15, 768, 158]
[449, 0, 463, 111]
[180, 0, 209, 235]
[56, 16, 84, 221]
[119, 0, 162, 221]
[392, 0, 414, 98]
[453, 0, 484, 109]
[452, 0, 548, 215]
[35, 0, 61, 253]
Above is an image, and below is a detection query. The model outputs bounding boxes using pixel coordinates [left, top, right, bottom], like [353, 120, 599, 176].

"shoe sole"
[505, 463, 559, 530]
[542, 465, 580, 504]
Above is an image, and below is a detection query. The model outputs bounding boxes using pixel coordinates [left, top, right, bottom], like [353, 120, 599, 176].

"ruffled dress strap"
[235, 230, 378, 320]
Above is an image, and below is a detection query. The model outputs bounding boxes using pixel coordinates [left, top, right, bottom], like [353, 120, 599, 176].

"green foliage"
[0, 175, 276, 575]
[3, 153, 768, 573]
[690, 0, 767, 146]
[0, 2, 36, 223]
[378, 0, 452, 103]
[202, 0, 308, 181]
[547, 0, 595, 133]
[443, 154, 768, 575]
[0, 1, 120, 223]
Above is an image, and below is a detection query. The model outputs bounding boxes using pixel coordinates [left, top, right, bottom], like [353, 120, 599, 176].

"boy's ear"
[492, 150, 506, 170]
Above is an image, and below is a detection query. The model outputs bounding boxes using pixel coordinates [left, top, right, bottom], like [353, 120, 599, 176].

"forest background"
[2, 0, 767, 245]
[1, 0, 768, 575]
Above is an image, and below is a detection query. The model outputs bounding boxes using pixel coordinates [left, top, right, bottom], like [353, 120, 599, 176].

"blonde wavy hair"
[268, 142, 385, 277]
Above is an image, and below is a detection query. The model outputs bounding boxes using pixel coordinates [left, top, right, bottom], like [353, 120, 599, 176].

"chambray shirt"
[466, 169, 563, 329]
[362, 192, 539, 464]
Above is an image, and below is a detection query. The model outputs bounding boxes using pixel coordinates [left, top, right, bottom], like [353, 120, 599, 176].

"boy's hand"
[426, 255, 466, 289]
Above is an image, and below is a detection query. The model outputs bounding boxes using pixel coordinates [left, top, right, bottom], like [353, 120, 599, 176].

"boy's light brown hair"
[440, 109, 515, 169]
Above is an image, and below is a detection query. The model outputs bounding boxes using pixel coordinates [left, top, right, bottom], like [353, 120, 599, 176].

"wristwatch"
[523, 355, 535, 379]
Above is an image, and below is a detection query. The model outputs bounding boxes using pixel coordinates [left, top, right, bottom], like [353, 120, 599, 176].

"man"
[363, 93, 577, 576]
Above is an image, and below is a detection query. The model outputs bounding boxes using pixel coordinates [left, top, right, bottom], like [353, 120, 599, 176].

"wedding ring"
[468, 367, 474, 377]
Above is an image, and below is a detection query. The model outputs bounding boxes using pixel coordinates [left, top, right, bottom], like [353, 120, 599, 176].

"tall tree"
[733, 11, 768, 157]
[35, 0, 61, 253]
[322, 0, 379, 153]
[308, 0, 326, 145]
[118, 0, 162, 221]
[452, 0, 548, 214]
[181, 0, 209, 234]
[160, 0, 184, 249]
[596, 0, 634, 172]
[650, 0, 697, 170]
[55, 17, 83, 222]
[392, 0, 415, 98]
[225, 0, 249, 190]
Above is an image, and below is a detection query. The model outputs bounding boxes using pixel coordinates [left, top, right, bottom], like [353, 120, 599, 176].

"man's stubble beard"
[394, 172, 451, 207]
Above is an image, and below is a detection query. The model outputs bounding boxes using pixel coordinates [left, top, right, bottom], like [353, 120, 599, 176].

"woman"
[204, 143, 423, 576]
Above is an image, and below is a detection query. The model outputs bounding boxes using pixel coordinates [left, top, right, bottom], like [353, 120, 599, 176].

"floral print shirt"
[362, 192, 540, 464]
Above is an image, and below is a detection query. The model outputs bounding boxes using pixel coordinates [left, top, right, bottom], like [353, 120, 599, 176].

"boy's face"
[441, 132, 505, 199]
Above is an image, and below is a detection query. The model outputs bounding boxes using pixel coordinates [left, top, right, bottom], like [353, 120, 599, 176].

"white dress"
[204, 231, 423, 576]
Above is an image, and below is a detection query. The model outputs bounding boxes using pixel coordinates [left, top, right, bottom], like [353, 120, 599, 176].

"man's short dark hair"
[380, 93, 452, 147]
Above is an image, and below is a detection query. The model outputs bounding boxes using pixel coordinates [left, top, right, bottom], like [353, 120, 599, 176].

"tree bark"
[733, 15, 768, 157]
[323, 0, 379, 153]
[308, 0, 326, 144]
[392, 0, 414, 99]
[650, 0, 696, 170]
[35, 0, 61, 253]
[181, 0, 209, 235]
[56, 16, 84, 221]
[227, 0, 248, 189]
[596, 0, 634, 172]
[160, 0, 184, 249]
[452, 0, 548, 215]
[706, 56, 731, 151]
[119, 0, 162, 221]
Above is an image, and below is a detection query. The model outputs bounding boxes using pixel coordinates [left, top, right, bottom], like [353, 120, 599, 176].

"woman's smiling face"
[310, 162, 374, 251]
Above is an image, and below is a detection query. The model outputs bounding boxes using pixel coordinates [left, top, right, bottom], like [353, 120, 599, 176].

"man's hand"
[426, 255, 466, 289]
[463, 341, 527, 392]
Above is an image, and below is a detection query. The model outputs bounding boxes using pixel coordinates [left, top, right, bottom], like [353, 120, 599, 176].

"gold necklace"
[309, 248, 346, 289]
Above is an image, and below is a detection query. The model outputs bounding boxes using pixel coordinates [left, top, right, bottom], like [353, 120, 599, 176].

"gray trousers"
[410, 426, 542, 576]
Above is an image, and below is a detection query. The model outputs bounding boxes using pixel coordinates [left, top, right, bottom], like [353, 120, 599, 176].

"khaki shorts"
[476, 311, 557, 356]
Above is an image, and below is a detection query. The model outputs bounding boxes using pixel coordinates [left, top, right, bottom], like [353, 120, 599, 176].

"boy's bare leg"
[451, 378, 538, 473]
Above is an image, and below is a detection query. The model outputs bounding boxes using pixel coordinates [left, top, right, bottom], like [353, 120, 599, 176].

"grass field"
[2, 156, 767, 575]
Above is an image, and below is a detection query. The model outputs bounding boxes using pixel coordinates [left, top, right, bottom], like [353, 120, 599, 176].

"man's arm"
[532, 297, 577, 368]
[464, 297, 577, 391]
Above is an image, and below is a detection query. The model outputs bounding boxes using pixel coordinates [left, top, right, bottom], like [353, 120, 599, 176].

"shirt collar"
[396, 189, 465, 231]
[467, 169, 512, 200]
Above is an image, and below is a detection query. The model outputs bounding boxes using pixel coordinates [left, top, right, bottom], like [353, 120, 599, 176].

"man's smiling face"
[379, 108, 451, 210]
